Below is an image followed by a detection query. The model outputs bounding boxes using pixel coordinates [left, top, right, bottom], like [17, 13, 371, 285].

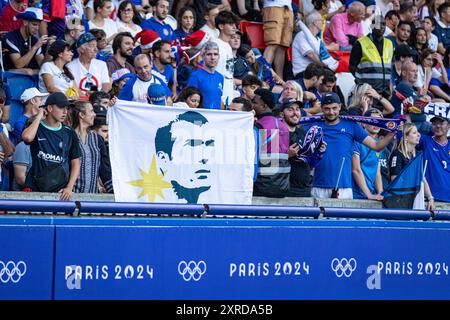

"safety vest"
[355, 36, 393, 94]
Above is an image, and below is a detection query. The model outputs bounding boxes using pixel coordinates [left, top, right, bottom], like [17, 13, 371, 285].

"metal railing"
[0, 199, 449, 221]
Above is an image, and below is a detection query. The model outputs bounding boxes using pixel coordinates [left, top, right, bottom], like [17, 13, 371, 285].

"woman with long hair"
[174, 86, 203, 108]
[414, 27, 429, 55]
[39, 40, 80, 99]
[70, 100, 113, 193]
[418, 0, 444, 20]
[174, 6, 196, 43]
[417, 48, 449, 101]
[116, 0, 143, 38]
[389, 123, 435, 210]
[239, 44, 284, 93]
[347, 83, 394, 116]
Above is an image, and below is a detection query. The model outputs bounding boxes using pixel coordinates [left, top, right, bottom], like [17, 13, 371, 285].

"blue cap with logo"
[147, 83, 167, 106]
[76, 32, 96, 48]
[321, 92, 341, 105]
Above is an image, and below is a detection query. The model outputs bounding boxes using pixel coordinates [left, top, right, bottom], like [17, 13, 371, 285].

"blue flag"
[382, 153, 424, 209]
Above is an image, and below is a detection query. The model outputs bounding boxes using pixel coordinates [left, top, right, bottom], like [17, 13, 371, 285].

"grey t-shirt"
[12, 142, 32, 191]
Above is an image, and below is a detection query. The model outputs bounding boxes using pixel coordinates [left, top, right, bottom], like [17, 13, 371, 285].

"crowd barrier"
[1, 199, 450, 300]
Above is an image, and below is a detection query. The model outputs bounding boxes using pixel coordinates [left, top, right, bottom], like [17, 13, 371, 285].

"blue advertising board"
[0, 225, 54, 300]
[53, 220, 450, 300]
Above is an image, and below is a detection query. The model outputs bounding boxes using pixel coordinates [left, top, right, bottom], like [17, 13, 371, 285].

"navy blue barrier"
[207, 204, 320, 218]
[433, 210, 450, 221]
[323, 207, 432, 221]
[0, 199, 77, 213]
[1, 199, 448, 221]
[78, 201, 206, 215]
[1, 215, 450, 300]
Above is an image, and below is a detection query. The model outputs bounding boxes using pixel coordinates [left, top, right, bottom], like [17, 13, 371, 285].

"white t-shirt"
[67, 58, 111, 92]
[131, 76, 164, 103]
[38, 61, 75, 94]
[264, 0, 292, 8]
[292, 31, 315, 75]
[200, 24, 219, 40]
[428, 33, 438, 51]
[328, 0, 343, 14]
[384, 26, 394, 37]
[88, 18, 118, 40]
[116, 20, 142, 38]
[215, 37, 235, 106]
[415, 65, 442, 88]
[377, 0, 393, 17]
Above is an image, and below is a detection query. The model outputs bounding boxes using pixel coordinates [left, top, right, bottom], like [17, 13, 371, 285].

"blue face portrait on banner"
[155, 111, 215, 203]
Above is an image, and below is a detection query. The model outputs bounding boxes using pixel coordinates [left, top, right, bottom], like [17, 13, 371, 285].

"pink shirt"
[323, 12, 363, 47]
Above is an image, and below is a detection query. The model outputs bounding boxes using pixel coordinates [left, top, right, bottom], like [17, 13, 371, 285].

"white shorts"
[311, 187, 353, 199]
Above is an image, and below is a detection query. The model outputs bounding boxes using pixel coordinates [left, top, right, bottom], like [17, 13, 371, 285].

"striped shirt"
[74, 131, 113, 193]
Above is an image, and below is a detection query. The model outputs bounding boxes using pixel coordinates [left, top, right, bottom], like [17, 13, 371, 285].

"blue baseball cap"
[17, 8, 43, 21]
[321, 92, 341, 106]
[147, 83, 167, 106]
[76, 32, 96, 48]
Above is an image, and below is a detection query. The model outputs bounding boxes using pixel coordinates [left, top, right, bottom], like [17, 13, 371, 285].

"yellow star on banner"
[128, 155, 172, 202]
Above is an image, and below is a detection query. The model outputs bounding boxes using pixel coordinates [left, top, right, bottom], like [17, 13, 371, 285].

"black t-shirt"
[288, 126, 312, 197]
[3, 29, 43, 70]
[26, 122, 81, 191]
[389, 149, 411, 180]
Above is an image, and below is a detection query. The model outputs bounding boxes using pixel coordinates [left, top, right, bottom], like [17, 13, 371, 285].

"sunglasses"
[0, 97, 5, 105]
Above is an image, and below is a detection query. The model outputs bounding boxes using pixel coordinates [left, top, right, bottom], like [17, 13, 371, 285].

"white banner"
[108, 100, 255, 204]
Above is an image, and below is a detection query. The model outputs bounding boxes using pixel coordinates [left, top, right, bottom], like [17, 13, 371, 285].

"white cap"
[20, 88, 49, 102]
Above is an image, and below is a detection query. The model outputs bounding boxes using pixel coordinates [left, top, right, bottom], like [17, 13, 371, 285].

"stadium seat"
[240, 21, 266, 50]
[1, 71, 39, 126]
[286, 47, 292, 62]
[9, 100, 24, 128]
[2, 71, 38, 100]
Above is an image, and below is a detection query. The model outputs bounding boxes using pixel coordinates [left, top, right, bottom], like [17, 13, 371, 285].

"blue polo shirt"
[187, 68, 224, 110]
[141, 17, 174, 42]
[311, 119, 369, 189]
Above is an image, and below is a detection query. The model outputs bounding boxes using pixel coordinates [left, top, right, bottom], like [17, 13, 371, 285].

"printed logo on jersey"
[37, 151, 63, 163]
[79, 74, 100, 92]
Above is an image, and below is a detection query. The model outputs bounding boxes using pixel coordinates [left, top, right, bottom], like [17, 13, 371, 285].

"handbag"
[33, 164, 68, 192]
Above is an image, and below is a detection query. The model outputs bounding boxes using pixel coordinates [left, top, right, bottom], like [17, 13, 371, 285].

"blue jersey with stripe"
[417, 135, 450, 202]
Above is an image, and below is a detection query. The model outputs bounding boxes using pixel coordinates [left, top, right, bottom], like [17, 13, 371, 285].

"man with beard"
[107, 32, 135, 76]
[152, 40, 175, 98]
[141, 0, 174, 42]
[280, 99, 326, 197]
[350, 15, 394, 99]
[416, 115, 450, 203]
[3, 8, 47, 73]
[311, 92, 395, 199]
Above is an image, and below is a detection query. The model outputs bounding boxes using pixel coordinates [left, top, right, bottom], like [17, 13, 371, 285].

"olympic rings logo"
[0, 261, 27, 284]
[331, 258, 357, 278]
[177, 260, 207, 282]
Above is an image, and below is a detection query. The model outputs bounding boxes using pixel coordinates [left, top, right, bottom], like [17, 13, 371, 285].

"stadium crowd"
[0, 0, 448, 206]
